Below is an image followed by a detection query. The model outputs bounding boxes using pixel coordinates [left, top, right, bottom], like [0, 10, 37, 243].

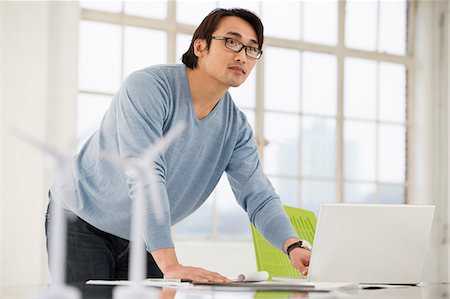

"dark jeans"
[45, 199, 163, 283]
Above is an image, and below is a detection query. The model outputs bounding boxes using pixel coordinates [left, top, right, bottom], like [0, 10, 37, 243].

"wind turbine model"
[11, 129, 80, 299]
[105, 123, 186, 299]
[13, 122, 185, 298]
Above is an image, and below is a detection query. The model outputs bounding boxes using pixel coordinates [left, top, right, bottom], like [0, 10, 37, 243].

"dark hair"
[181, 8, 264, 69]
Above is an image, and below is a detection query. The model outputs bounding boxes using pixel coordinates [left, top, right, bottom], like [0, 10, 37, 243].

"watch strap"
[286, 240, 310, 256]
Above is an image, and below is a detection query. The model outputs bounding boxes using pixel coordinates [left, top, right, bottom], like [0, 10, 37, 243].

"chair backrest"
[251, 205, 317, 278]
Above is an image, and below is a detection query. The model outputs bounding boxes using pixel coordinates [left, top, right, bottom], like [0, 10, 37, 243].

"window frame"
[78, 0, 414, 240]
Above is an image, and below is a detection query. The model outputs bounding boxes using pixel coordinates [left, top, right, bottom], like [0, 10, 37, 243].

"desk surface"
[2, 282, 449, 299]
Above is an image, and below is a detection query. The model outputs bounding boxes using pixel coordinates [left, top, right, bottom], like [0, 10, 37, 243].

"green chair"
[251, 205, 317, 279]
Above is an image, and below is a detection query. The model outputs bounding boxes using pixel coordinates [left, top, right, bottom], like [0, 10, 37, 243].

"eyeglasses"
[209, 36, 263, 60]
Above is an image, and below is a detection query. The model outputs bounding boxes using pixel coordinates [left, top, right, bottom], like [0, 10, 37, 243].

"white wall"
[412, 0, 449, 283]
[1, 1, 78, 290]
[2, 1, 50, 288]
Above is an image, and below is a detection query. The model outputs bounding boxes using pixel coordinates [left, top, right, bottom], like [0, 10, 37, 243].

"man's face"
[195, 16, 260, 88]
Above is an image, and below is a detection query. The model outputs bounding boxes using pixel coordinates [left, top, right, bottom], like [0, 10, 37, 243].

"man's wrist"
[151, 247, 180, 274]
[283, 237, 301, 254]
[286, 240, 312, 257]
[158, 258, 179, 272]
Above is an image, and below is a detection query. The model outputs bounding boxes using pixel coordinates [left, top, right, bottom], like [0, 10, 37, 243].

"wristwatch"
[286, 240, 312, 257]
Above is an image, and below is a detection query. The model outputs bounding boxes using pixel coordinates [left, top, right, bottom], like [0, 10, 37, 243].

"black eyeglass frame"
[209, 36, 263, 60]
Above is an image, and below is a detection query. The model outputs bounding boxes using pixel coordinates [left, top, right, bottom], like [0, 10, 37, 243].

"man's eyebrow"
[226, 31, 259, 46]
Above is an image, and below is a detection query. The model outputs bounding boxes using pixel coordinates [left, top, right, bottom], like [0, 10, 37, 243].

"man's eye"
[247, 47, 258, 54]
[227, 39, 240, 46]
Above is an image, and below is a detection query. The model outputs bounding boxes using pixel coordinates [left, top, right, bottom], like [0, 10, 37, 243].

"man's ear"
[193, 39, 207, 57]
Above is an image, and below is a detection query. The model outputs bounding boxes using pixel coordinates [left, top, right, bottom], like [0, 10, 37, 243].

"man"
[47, 8, 311, 283]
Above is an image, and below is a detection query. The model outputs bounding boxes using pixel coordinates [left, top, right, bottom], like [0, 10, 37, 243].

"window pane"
[301, 116, 336, 178]
[265, 47, 301, 112]
[379, 0, 407, 55]
[379, 62, 406, 122]
[80, 1, 122, 12]
[302, 52, 337, 116]
[124, 0, 167, 19]
[379, 124, 406, 183]
[301, 180, 336, 217]
[264, 112, 300, 176]
[303, 0, 337, 45]
[345, 0, 377, 51]
[77, 93, 112, 147]
[79, 21, 121, 93]
[269, 177, 298, 207]
[344, 120, 376, 180]
[229, 67, 256, 109]
[176, 1, 217, 25]
[344, 58, 377, 119]
[261, 1, 301, 40]
[345, 182, 376, 203]
[176, 34, 191, 64]
[124, 27, 167, 78]
[265, 112, 300, 144]
[241, 109, 255, 131]
[216, 175, 251, 238]
[379, 184, 405, 204]
[264, 144, 299, 177]
[175, 195, 213, 237]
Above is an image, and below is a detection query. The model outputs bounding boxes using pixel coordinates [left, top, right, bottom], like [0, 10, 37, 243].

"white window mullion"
[167, 0, 177, 64]
[336, 0, 346, 204]
[376, 0, 381, 52]
[375, 62, 381, 204]
[406, 0, 416, 204]
[211, 190, 218, 240]
[120, 25, 125, 81]
[255, 58, 266, 160]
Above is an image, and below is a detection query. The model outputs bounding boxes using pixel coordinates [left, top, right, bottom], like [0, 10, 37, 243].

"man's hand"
[151, 247, 231, 283]
[163, 263, 231, 283]
[283, 238, 311, 276]
[288, 247, 311, 276]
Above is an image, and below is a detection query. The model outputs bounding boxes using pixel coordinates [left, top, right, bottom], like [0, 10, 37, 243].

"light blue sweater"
[50, 64, 297, 252]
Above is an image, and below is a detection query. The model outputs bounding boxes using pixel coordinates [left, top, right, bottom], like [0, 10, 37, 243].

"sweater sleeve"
[225, 114, 298, 252]
[114, 69, 174, 251]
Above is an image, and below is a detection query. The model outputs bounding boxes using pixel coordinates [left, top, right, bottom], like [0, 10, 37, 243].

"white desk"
[2, 282, 449, 299]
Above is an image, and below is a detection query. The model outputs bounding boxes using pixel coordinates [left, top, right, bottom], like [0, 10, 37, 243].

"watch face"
[301, 240, 312, 251]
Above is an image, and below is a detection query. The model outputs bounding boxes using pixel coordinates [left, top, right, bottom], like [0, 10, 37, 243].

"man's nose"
[234, 49, 247, 63]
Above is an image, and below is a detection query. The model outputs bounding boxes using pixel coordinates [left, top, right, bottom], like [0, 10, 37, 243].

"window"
[77, 0, 411, 240]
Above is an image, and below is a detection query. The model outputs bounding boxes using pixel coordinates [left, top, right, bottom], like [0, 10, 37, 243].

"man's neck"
[186, 67, 228, 120]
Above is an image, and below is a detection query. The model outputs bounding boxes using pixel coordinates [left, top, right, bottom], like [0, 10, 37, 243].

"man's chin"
[229, 79, 245, 88]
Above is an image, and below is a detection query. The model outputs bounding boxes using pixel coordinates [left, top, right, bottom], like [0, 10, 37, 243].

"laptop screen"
[308, 203, 435, 284]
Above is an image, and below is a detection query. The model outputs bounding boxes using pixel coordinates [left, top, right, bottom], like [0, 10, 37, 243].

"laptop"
[305, 203, 435, 284]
